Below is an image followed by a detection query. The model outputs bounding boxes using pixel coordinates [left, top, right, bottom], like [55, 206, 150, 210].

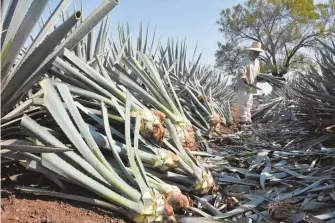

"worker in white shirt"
[236, 41, 264, 124]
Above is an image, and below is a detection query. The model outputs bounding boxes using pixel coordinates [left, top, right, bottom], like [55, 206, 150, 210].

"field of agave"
[1, 0, 334, 223]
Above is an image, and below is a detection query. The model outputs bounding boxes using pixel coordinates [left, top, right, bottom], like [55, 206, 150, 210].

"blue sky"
[7, 0, 326, 66]
[42, 0, 246, 66]
[106, 0, 246, 66]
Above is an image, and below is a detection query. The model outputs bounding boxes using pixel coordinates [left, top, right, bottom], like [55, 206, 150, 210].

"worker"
[236, 41, 264, 124]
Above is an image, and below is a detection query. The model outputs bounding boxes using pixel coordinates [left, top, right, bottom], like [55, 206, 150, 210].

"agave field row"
[1, 0, 335, 222]
[0, 0, 236, 222]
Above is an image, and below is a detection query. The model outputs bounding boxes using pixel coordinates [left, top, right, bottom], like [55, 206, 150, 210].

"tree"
[215, 41, 245, 75]
[216, 0, 335, 77]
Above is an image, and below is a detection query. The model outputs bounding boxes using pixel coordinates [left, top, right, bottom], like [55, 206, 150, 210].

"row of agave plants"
[290, 39, 335, 133]
[1, 0, 236, 222]
[252, 39, 335, 134]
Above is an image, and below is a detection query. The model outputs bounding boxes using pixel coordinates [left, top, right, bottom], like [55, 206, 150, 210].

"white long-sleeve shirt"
[236, 56, 260, 94]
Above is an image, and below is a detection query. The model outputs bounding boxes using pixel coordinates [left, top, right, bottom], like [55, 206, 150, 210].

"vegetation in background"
[215, 0, 335, 77]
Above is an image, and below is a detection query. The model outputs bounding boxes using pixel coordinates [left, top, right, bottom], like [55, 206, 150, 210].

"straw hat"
[246, 41, 264, 52]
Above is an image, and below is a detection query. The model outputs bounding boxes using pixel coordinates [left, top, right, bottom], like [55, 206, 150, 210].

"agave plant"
[0, 1, 248, 221]
[51, 42, 214, 195]
[1, 0, 177, 222]
[156, 39, 236, 136]
[290, 39, 335, 131]
[1, 0, 118, 114]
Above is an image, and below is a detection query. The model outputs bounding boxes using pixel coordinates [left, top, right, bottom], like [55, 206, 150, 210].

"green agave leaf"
[40, 79, 141, 202]
[1, 139, 72, 153]
[125, 92, 152, 201]
[21, 114, 110, 186]
[16, 186, 128, 216]
[2, 0, 119, 111]
[101, 101, 137, 187]
[2, 0, 48, 77]
[214, 196, 265, 219]
[260, 156, 271, 188]
[41, 152, 144, 213]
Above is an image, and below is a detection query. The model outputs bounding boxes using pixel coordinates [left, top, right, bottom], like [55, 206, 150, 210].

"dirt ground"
[1, 162, 129, 223]
[217, 106, 241, 134]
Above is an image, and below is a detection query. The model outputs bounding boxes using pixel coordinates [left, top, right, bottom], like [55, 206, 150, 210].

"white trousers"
[238, 90, 253, 122]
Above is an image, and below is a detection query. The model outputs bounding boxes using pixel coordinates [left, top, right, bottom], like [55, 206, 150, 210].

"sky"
[20, 0, 325, 66]
[40, 0, 246, 66]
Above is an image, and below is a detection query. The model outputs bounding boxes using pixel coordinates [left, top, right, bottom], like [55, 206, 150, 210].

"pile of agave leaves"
[1, 1, 334, 222]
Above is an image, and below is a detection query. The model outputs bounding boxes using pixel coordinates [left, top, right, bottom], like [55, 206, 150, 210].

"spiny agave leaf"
[62, 48, 126, 102]
[137, 22, 143, 60]
[75, 101, 125, 140]
[93, 18, 105, 57]
[40, 79, 141, 202]
[303, 201, 332, 211]
[303, 213, 328, 223]
[176, 216, 222, 223]
[314, 211, 335, 221]
[101, 15, 110, 54]
[110, 97, 126, 120]
[24, 158, 69, 190]
[2, 0, 48, 77]
[330, 191, 335, 201]
[20, 114, 110, 186]
[126, 23, 132, 57]
[25, 0, 72, 59]
[2, 0, 119, 110]
[124, 57, 161, 97]
[148, 26, 157, 58]
[189, 151, 215, 157]
[87, 29, 95, 61]
[101, 101, 137, 187]
[41, 152, 144, 213]
[55, 83, 114, 170]
[1, 0, 30, 49]
[1, 139, 72, 153]
[1, 98, 34, 120]
[187, 207, 213, 218]
[185, 87, 211, 116]
[53, 56, 114, 99]
[214, 196, 265, 219]
[193, 195, 222, 216]
[4, 11, 81, 91]
[133, 115, 150, 187]
[125, 92, 151, 200]
[260, 156, 271, 188]
[16, 186, 127, 216]
[308, 184, 335, 192]
[275, 180, 323, 201]
[165, 119, 200, 180]
[249, 151, 268, 171]
[142, 23, 149, 55]
[218, 176, 259, 186]
[96, 54, 113, 81]
[138, 52, 182, 116]
[277, 167, 328, 180]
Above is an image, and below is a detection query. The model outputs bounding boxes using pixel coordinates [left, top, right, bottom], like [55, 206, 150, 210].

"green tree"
[215, 41, 245, 75]
[216, 0, 335, 77]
